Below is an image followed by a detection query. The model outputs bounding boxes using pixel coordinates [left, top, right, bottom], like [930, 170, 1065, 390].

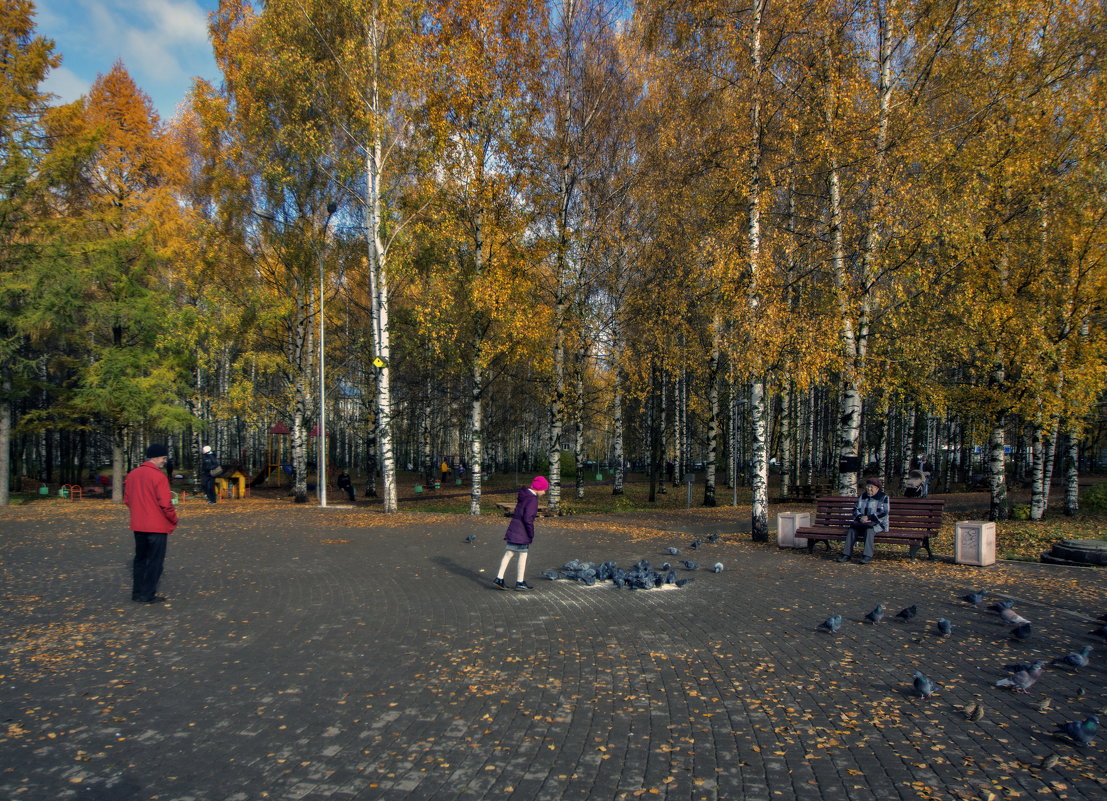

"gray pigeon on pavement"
[1051, 645, 1092, 671]
[913, 671, 936, 698]
[995, 661, 1044, 693]
[999, 607, 1031, 626]
[936, 618, 953, 636]
[1053, 715, 1099, 747]
[865, 604, 886, 624]
[818, 614, 842, 634]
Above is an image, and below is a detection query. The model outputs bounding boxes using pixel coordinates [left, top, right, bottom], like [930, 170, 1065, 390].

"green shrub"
[1082, 483, 1107, 512]
[1011, 504, 1031, 520]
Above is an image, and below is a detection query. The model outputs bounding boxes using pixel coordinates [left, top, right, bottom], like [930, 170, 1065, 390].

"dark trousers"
[843, 523, 876, 560]
[133, 532, 168, 601]
[202, 475, 216, 503]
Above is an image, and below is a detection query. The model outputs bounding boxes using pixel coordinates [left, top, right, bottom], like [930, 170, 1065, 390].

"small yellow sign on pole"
[372, 356, 386, 369]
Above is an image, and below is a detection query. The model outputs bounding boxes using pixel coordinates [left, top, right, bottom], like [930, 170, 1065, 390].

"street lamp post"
[318, 201, 338, 507]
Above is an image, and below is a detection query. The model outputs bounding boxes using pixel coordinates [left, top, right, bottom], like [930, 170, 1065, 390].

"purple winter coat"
[504, 487, 539, 545]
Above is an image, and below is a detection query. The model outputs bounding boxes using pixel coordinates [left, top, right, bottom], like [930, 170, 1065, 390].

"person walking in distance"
[201, 445, 218, 504]
[493, 476, 548, 591]
[124, 444, 179, 603]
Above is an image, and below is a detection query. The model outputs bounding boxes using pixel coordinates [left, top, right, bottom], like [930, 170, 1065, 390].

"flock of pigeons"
[819, 591, 1103, 751]
[539, 534, 724, 591]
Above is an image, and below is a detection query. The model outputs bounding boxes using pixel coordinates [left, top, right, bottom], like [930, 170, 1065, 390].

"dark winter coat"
[504, 487, 540, 545]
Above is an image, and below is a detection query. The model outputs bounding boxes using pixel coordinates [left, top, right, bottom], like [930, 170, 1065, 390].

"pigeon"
[865, 604, 886, 625]
[1011, 622, 1033, 640]
[707, 533, 719, 543]
[936, 618, 953, 636]
[712, 562, 724, 573]
[1053, 715, 1099, 747]
[1004, 661, 1038, 673]
[989, 599, 1015, 613]
[895, 605, 918, 622]
[1036, 697, 1053, 713]
[960, 590, 986, 607]
[1039, 753, 1060, 770]
[541, 569, 560, 581]
[968, 702, 985, 722]
[675, 578, 694, 588]
[665, 547, 680, 555]
[665, 570, 677, 585]
[464, 534, 476, 545]
[681, 560, 699, 570]
[913, 671, 936, 698]
[999, 607, 1031, 626]
[818, 614, 842, 634]
[661, 562, 671, 571]
[690, 538, 702, 550]
[1051, 645, 1092, 671]
[995, 661, 1043, 693]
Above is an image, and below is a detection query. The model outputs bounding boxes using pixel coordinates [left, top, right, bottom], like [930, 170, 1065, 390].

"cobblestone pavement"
[1, 502, 1104, 801]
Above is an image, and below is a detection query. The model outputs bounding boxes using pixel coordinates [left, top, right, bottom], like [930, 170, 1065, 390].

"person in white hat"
[201, 445, 219, 504]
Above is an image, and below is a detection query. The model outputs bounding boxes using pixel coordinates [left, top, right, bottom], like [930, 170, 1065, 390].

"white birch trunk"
[746, 0, 769, 533]
[780, 382, 793, 498]
[548, 317, 564, 511]
[469, 359, 483, 516]
[1030, 425, 1045, 520]
[1042, 422, 1058, 510]
[987, 421, 1009, 521]
[1064, 428, 1079, 516]
[611, 325, 624, 496]
[704, 319, 721, 506]
[363, 11, 398, 513]
[0, 370, 10, 506]
[750, 381, 769, 541]
[575, 349, 585, 499]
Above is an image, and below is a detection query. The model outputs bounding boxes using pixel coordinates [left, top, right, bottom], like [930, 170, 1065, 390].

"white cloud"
[41, 65, 91, 106]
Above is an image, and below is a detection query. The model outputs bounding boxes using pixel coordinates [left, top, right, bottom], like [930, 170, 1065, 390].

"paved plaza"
[1, 500, 1104, 800]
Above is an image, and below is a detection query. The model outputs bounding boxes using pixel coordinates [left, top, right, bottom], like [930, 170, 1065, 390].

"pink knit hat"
[530, 476, 549, 491]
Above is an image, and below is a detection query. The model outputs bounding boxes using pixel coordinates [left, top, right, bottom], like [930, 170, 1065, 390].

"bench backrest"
[813, 496, 944, 531]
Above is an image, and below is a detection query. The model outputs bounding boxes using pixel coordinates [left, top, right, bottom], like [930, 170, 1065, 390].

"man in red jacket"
[124, 443, 179, 603]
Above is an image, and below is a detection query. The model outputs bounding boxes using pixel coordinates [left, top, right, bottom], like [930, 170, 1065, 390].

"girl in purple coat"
[493, 476, 549, 591]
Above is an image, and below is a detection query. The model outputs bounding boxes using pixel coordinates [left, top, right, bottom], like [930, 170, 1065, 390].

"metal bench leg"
[924, 538, 934, 560]
[806, 541, 815, 553]
[908, 544, 920, 560]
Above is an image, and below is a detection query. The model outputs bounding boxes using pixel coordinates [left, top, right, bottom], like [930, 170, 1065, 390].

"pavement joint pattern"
[0, 502, 1104, 800]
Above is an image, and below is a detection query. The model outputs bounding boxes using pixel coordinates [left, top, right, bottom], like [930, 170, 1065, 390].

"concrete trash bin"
[955, 521, 996, 566]
[777, 512, 810, 549]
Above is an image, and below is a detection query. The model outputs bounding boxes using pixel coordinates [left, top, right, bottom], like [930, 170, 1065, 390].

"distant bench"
[795, 496, 944, 560]
[778, 483, 832, 502]
[495, 502, 553, 517]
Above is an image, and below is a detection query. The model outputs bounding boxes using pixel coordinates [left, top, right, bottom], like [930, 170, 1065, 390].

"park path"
[0, 501, 1103, 801]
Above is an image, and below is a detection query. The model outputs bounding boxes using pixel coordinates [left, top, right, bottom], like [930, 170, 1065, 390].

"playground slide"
[249, 464, 274, 487]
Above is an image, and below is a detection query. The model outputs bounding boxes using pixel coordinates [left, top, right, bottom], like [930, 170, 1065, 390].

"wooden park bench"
[495, 502, 553, 517]
[795, 496, 944, 560]
[779, 482, 832, 502]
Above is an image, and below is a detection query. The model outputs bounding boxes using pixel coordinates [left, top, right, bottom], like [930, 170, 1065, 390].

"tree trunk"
[703, 319, 721, 507]
[611, 336, 624, 496]
[780, 382, 793, 498]
[987, 421, 1009, 521]
[750, 381, 769, 542]
[469, 359, 483, 516]
[575, 347, 585, 499]
[111, 432, 125, 505]
[0, 371, 10, 506]
[1029, 425, 1045, 520]
[1063, 427, 1079, 516]
[548, 311, 565, 512]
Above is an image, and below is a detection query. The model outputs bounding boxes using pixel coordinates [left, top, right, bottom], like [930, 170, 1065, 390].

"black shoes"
[133, 595, 166, 604]
[514, 581, 534, 591]
[492, 577, 507, 591]
[859, 557, 872, 565]
[836, 554, 851, 563]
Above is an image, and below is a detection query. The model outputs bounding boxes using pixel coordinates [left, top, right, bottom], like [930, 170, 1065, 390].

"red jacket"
[124, 461, 179, 534]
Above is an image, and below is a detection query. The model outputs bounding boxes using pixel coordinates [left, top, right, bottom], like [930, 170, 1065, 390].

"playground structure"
[248, 422, 336, 492]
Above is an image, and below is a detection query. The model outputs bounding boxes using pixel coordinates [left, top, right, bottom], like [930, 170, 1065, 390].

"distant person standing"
[492, 476, 549, 591]
[201, 445, 219, 504]
[910, 453, 934, 497]
[124, 444, 179, 603]
[336, 470, 355, 502]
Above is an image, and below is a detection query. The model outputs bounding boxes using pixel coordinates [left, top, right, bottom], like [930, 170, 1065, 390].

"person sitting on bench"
[838, 477, 889, 565]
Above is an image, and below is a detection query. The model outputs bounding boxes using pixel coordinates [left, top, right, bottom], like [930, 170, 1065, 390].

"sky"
[35, 0, 222, 122]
